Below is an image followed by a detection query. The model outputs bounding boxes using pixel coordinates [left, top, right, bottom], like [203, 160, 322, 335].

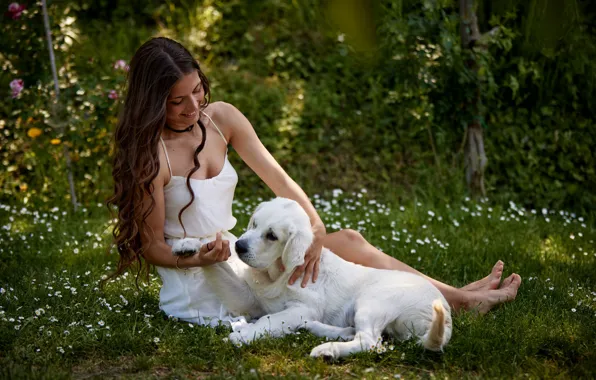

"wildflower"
[10, 79, 24, 98]
[57, 346, 65, 354]
[571, 308, 576, 312]
[108, 90, 118, 100]
[8, 3, 26, 19]
[98, 320, 105, 326]
[113, 59, 129, 71]
[153, 337, 160, 343]
[50, 138, 61, 145]
[27, 128, 42, 138]
[0, 287, 5, 294]
[35, 308, 45, 316]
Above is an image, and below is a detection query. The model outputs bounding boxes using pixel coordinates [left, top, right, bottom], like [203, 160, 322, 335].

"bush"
[1, 0, 594, 212]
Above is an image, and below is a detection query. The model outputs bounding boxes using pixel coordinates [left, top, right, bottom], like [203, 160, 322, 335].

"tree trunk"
[42, 0, 78, 211]
[459, 0, 487, 198]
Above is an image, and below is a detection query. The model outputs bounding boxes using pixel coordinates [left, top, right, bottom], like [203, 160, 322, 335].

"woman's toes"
[500, 273, 514, 288]
[461, 260, 506, 292]
[488, 260, 504, 289]
[499, 273, 521, 291]
[469, 275, 522, 314]
[493, 260, 504, 272]
[507, 274, 522, 293]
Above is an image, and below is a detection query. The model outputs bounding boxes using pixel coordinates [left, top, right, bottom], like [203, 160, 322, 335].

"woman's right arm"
[139, 148, 230, 269]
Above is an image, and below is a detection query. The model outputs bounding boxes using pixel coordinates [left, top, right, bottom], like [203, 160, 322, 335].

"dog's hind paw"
[310, 342, 339, 361]
[171, 238, 202, 257]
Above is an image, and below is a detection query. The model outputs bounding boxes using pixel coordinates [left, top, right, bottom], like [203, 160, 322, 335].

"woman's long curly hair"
[107, 37, 211, 282]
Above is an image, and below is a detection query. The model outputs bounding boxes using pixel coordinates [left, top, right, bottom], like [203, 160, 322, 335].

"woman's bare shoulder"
[156, 138, 171, 186]
[204, 101, 244, 139]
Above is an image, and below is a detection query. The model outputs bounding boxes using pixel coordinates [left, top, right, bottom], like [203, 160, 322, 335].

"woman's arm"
[216, 102, 326, 286]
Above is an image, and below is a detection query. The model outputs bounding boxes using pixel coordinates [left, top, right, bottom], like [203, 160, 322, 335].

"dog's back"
[308, 249, 452, 351]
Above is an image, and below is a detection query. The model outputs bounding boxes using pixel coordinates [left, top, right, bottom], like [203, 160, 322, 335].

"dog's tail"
[422, 299, 447, 351]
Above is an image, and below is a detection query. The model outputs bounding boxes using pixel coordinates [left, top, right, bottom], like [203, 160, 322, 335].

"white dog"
[172, 197, 452, 359]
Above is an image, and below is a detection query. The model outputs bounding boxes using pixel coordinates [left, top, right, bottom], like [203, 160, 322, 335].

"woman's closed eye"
[170, 84, 202, 105]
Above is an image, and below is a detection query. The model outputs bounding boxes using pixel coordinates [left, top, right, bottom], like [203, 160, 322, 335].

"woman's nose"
[187, 100, 198, 113]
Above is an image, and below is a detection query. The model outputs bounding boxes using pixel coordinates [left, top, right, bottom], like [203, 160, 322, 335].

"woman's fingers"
[301, 259, 316, 288]
[218, 240, 230, 262]
[312, 257, 320, 283]
[198, 233, 227, 265]
[289, 264, 306, 285]
[213, 232, 223, 251]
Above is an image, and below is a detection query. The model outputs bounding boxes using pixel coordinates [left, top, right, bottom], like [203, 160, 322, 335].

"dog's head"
[235, 197, 313, 271]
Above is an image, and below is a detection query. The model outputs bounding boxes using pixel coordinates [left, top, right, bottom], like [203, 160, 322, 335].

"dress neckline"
[167, 155, 229, 184]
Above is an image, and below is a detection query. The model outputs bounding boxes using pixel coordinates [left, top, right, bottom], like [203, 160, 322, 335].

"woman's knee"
[337, 229, 365, 244]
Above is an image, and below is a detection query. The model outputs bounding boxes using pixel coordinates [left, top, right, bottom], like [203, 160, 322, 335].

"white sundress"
[156, 111, 248, 330]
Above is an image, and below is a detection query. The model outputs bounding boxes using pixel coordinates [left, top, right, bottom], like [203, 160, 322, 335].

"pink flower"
[113, 60, 129, 71]
[7, 3, 25, 20]
[10, 79, 24, 98]
[108, 90, 118, 100]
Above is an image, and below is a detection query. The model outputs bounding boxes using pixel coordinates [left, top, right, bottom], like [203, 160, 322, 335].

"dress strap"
[201, 110, 228, 145]
[159, 137, 173, 179]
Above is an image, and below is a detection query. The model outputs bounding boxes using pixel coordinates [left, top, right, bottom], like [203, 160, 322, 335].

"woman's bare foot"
[460, 260, 504, 292]
[465, 273, 522, 314]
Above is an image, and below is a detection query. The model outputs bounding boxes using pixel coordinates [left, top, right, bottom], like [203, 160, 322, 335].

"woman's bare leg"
[323, 229, 521, 313]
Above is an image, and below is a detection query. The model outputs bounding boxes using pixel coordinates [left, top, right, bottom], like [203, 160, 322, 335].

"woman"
[108, 37, 521, 328]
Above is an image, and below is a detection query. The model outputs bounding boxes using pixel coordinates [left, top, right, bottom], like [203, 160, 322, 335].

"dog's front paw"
[229, 331, 248, 347]
[233, 321, 254, 333]
[171, 238, 202, 257]
[310, 342, 340, 361]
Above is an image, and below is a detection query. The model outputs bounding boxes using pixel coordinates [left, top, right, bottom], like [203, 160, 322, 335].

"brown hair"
[107, 37, 211, 282]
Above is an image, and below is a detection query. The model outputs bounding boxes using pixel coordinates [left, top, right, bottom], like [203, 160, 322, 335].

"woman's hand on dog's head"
[194, 232, 232, 266]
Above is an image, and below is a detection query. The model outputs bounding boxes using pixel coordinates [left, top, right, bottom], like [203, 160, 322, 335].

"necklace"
[165, 123, 194, 133]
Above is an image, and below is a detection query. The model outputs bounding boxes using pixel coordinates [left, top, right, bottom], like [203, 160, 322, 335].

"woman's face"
[165, 70, 205, 130]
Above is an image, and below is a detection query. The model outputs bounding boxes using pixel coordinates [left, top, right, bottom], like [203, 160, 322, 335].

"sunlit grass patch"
[0, 193, 595, 378]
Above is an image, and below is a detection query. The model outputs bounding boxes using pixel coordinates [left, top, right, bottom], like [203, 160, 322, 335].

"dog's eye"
[266, 231, 278, 241]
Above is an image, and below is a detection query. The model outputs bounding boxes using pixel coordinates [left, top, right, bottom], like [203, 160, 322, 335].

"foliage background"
[0, 0, 594, 211]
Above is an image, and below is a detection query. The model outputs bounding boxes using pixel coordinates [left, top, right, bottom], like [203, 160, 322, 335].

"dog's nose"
[235, 239, 248, 254]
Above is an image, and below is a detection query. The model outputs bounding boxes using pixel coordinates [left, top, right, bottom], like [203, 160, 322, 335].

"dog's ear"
[281, 225, 313, 271]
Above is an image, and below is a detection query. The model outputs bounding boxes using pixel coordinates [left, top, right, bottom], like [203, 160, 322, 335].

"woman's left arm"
[218, 102, 325, 287]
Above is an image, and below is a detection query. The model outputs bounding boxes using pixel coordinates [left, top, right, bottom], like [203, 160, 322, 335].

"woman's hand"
[189, 232, 231, 267]
[288, 222, 326, 287]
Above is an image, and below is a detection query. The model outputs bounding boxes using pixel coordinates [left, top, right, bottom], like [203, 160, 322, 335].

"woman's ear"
[281, 225, 313, 271]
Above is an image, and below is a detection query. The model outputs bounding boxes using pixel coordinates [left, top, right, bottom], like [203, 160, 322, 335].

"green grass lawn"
[1, 191, 595, 379]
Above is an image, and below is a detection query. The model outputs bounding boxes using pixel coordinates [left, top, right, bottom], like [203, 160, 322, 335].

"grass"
[0, 190, 595, 379]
